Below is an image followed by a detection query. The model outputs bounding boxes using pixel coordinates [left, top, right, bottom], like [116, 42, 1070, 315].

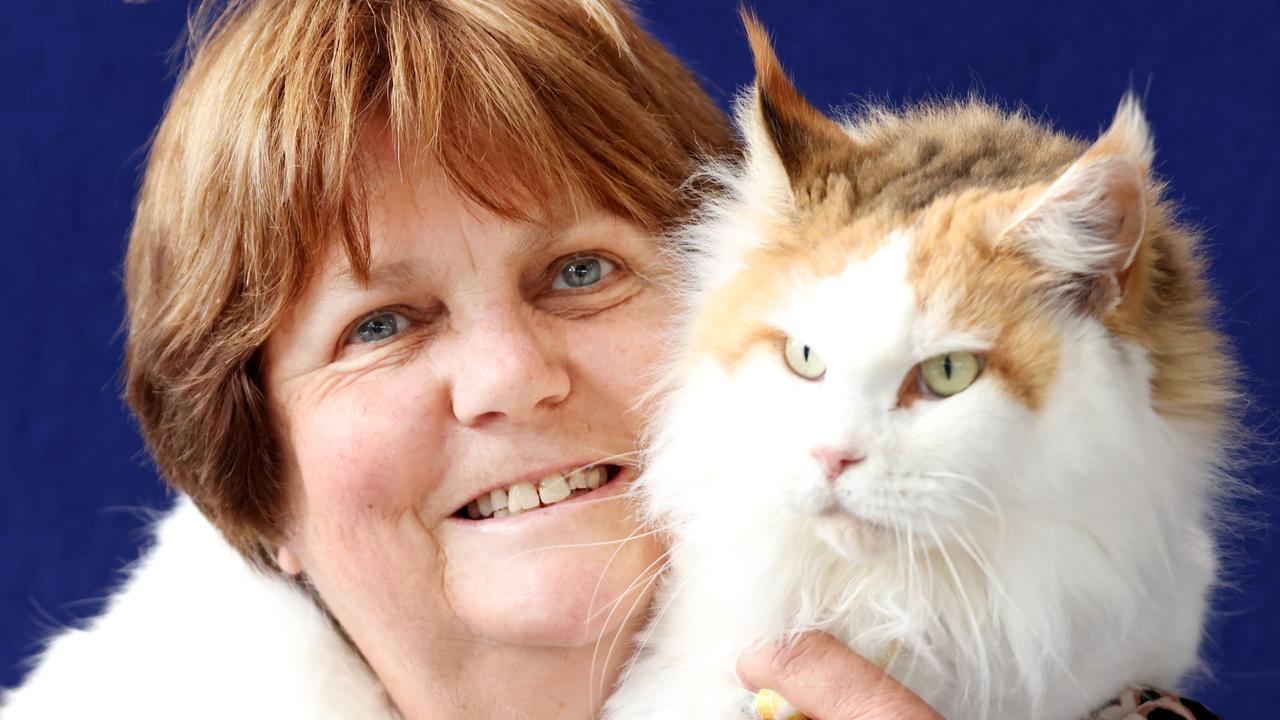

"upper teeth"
[538, 474, 571, 504]
[464, 465, 607, 520]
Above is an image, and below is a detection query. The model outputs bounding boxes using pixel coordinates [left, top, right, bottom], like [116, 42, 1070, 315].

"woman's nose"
[447, 311, 570, 426]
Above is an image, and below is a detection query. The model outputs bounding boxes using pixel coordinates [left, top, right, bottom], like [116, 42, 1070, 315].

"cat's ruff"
[0, 497, 400, 719]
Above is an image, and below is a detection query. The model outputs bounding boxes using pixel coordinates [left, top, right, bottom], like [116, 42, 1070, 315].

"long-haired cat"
[604, 14, 1238, 720]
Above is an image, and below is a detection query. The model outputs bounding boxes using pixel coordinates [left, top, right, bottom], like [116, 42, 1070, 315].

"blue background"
[1, 1, 1276, 715]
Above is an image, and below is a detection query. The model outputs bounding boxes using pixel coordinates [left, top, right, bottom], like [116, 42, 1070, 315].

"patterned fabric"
[1093, 687, 1222, 720]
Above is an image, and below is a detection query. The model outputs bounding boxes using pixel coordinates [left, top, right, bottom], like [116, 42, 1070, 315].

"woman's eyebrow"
[513, 217, 573, 256]
[518, 213, 624, 255]
[330, 258, 426, 292]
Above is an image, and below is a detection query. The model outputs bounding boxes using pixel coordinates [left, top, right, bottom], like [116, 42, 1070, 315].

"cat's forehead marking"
[808, 231, 993, 361]
[808, 229, 916, 342]
[817, 230, 919, 365]
[906, 190, 1061, 410]
[693, 213, 910, 372]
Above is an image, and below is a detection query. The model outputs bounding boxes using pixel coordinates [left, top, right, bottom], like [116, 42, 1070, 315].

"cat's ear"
[739, 10, 860, 209]
[1006, 95, 1154, 306]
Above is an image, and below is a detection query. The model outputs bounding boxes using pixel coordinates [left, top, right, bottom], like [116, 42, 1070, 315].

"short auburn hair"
[124, 0, 733, 564]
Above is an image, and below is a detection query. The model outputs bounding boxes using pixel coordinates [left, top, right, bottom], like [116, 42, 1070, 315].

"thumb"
[736, 632, 941, 720]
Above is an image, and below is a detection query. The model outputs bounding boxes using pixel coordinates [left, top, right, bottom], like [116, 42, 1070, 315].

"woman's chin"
[438, 499, 661, 647]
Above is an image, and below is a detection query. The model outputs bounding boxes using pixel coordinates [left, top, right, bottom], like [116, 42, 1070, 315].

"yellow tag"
[753, 688, 806, 720]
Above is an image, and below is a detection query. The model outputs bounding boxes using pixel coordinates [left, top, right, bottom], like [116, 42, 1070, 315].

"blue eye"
[553, 256, 615, 290]
[350, 311, 406, 344]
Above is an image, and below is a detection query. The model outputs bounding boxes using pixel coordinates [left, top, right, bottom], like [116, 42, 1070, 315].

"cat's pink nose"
[811, 446, 865, 481]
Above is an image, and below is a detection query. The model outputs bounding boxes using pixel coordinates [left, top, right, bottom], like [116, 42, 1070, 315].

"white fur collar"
[1, 497, 401, 719]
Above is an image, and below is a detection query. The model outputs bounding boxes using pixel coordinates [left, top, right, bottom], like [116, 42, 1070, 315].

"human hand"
[736, 632, 942, 720]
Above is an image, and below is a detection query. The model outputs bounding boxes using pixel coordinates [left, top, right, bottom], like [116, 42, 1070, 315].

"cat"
[602, 13, 1239, 720]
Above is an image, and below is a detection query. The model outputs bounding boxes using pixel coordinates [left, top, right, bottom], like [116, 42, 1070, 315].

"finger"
[737, 632, 941, 720]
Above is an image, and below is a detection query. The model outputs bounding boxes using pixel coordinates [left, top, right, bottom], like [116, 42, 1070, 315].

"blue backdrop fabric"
[1, 1, 1276, 716]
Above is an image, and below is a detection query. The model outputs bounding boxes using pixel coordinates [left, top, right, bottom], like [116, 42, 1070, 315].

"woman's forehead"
[320, 172, 645, 293]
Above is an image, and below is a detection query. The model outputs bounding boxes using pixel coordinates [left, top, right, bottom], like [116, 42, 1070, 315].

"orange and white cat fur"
[604, 17, 1238, 720]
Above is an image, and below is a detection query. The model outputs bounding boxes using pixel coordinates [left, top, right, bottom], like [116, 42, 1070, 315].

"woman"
[0, 1, 940, 717]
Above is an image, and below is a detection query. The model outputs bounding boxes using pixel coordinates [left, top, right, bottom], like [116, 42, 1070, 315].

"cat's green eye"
[783, 337, 826, 380]
[918, 351, 982, 397]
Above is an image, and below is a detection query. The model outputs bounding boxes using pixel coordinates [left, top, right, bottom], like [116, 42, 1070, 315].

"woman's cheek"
[288, 370, 456, 634]
[585, 291, 673, 409]
[289, 366, 445, 517]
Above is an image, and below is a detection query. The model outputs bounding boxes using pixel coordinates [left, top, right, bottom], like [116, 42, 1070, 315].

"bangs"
[180, 0, 721, 285]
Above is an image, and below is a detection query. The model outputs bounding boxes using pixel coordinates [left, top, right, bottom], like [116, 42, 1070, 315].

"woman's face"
[264, 141, 667, 714]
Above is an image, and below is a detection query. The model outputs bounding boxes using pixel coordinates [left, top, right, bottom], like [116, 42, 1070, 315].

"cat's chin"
[810, 512, 894, 561]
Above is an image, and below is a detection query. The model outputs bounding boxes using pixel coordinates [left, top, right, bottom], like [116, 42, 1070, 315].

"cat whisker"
[899, 516, 929, 686]
[919, 470, 999, 505]
[588, 545, 670, 710]
[921, 471, 1007, 546]
[587, 522, 670, 609]
[569, 449, 645, 478]
[585, 540, 675, 624]
[591, 547, 676, 711]
[592, 576, 661, 711]
[550, 491, 641, 511]
[586, 522, 654, 636]
[575, 451, 663, 712]
[506, 523, 670, 561]
[595, 544, 704, 712]
[926, 519, 993, 718]
[629, 542, 697, 671]
[901, 512, 935, 676]
[948, 493, 998, 517]
[947, 493, 1007, 542]
[885, 512, 934, 682]
[949, 527, 1087, 706]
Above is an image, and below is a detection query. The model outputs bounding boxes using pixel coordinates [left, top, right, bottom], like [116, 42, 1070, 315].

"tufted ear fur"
[1006, 95, 1154, 310]
[738, 10, 861, 211]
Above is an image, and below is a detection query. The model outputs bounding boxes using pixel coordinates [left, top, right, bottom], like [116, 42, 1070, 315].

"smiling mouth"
[452, 464, 625, 520]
